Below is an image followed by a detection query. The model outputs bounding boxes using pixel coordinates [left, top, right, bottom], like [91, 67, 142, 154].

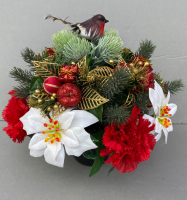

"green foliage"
[13, 84, 30, 99]
[108, 167, 115, 176]
[164, 79, 185, 95]
[83, 150, 96, 160]
[103, 104, 130, 125]
[87, 106, 103, 122]
[9, 67, 33, 85]
[21, 47, 38, 71]
[63, 37, 91, 63]
[134, 91, 150, 114]
[91, 29, 123, 65]
[29, 76, 44, 94]
[101, 67, 130, 100]
[89, 130, 105, 177]
[136, 39, 156, 60]
[52, 30, 91, 63]
[9, 67, 33, 99]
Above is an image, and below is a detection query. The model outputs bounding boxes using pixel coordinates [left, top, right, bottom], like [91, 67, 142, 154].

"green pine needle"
[164, 79, 185, 95]
[136, 39, 156, 60]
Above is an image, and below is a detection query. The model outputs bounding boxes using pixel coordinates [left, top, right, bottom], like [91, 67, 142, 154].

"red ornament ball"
[57, 83, 82, 108]
[43, 76, 62, 95]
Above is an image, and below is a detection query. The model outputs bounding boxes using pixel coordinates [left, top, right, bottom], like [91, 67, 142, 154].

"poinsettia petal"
[155, 118, 163, 134]
[29, 133, 47, 150]
[154, 80, 165, 102]
[61, 129, 79, 148]
[20, 108, 49, 135]
[69, 110, 99, 128]
[44, 146, 65, 167]
[168, 103, 177, 116]
[143, 114, 155, 125]
[162, 127, 169, 144]
[56, 111, 74, 130]
[65, 127, 97, 156]
[30, 149, 45, 157]
[162, 91, 170, 107]
[149, 88, 160, 115]
[155, 132, 162, 142]
[28, 115, 49, 133]
[47, 141, 61, 160]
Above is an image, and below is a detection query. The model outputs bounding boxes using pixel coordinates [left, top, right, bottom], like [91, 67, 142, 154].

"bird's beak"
[105, 19, 109, 23]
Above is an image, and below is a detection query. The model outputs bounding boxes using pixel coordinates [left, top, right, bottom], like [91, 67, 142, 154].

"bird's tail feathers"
[45, 14, 72, 26]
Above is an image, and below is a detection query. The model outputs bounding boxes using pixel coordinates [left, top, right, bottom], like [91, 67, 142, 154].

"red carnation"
[45, 47, 55, 56]
[100, 104, 156, 173]
[2, 90, 29, 143]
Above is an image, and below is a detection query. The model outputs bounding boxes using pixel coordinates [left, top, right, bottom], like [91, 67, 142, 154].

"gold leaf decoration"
[78, 87, 109, 110]
[76, 55, 87, 70]
[51, 102, 66, 119]
[87, 66, 113, 87]
[122, 91, 135, 108]
[32, 61, 61, 79]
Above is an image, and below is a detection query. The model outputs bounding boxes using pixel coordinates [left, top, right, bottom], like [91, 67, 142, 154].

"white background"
[0, 0, 187, 199]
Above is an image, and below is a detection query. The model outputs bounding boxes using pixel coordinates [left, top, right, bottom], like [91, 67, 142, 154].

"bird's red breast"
[99, 21, 105, 36]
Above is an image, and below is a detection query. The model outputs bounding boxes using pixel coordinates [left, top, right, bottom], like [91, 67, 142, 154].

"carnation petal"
[65, 127, 97, 156]
[44, 146, 65, 167]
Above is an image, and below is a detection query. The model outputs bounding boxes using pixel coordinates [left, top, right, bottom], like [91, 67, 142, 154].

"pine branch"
[63, 37, 91, 63]
[103, 104, 130, 125]
[136, 39, 156, 60]
[134, 90, 150, 114]
[101, 67, 130, 99]
[91, 29, 123, 65]
[21, 47, 38, 71]
[13, 84, 30, 99]
[164, 79, 184, 95]
[9, 67, 33, 85]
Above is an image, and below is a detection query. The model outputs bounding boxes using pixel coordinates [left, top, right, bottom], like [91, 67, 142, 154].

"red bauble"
[57, 83, 82, 108]
[43, 76, 62, 95]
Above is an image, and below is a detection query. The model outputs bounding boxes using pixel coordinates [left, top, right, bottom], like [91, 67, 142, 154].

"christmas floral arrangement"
[2, 14, 184, 177]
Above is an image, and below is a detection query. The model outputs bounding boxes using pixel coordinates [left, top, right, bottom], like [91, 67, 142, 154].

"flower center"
[158, 118, 171, 128]
[160, 106, 172, 117]
[42, 119, 61, 144]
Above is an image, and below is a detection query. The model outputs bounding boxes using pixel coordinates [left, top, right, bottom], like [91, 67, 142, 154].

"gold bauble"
[137, 61, 143, 66]
[53, 104, 59, 109]
[109, 60, 114, 65]
[35, 89, 41, 94]
[132, 68, 138, 74]
[51, 96, 55, 101]
[144, 61, 150, 67]
[38, 98, 43, 104]
[71, 61, 76, 65]
[47, 106, 52, 112]
[139, 76, 144, 80]
[52, 93, 57, 98]
[129, 63, 134, 68]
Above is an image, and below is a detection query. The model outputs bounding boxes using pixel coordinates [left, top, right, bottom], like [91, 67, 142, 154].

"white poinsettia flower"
[143, 80, 177, 144]
[20, 107, 98, 167]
